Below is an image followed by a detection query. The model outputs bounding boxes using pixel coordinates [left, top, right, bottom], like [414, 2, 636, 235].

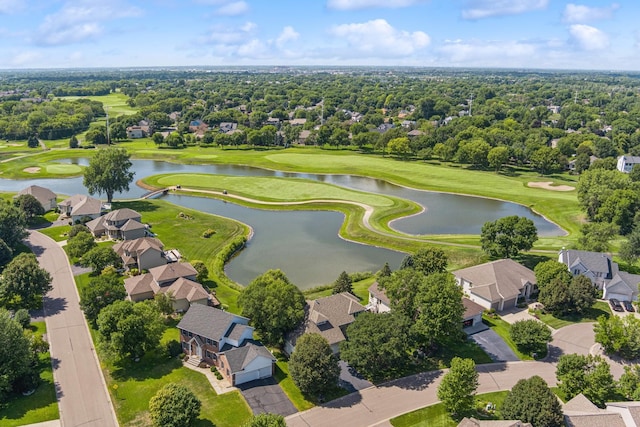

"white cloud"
[203, 21, 256, 44]
[8, 51, 42, 67]
[0, 0, 23, 14]
[569, 24, 609, 50]
[240, 22, 257, 32]
[35, 1, 142, 46]
[327, 0, 425, 10]
[462, 0, 548, 20]
[276, 26, 299, 48]
[330, 19, 430, 56]
[562, 3, 619, 23]
[438, 39, 538, 65]
[214, 1, 249, 16]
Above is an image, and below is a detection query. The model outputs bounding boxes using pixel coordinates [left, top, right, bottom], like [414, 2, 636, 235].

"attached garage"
[220, 343, 276, 386]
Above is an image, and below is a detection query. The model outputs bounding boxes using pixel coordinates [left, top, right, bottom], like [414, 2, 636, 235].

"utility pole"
[105, 106, 110, 145]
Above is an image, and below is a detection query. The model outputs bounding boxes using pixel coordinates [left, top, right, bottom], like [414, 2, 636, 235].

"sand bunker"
[23, 167, 41, 174]
[527, 181, 575, 191]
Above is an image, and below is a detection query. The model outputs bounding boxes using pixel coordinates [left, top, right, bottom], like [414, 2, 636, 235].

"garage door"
[258, 366, 272, 378]
[502, 298, 517, 310]
[235, 370, 260, 385]
[606, 293, 629, 302]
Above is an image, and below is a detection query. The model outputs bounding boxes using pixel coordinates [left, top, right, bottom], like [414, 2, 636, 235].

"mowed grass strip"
[0, 322, 59, 427]
[58, 93, 138, 116]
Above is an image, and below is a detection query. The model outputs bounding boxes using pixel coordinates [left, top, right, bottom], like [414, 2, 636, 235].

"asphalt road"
[26, 231, 118, 427]
[471, 329, 519, 362]
[285, 361, 557, 427]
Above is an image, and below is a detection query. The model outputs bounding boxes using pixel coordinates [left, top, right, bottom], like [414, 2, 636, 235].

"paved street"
[26, 231, 118, 427]
[285, 361, 557, 427]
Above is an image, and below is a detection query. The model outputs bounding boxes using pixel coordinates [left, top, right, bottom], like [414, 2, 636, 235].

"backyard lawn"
[535, 300, 611, 330]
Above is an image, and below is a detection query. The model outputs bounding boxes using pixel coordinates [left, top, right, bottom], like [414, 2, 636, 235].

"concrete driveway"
[237, 377, 297, 417]
[471, 329, 519, 362]
[339, 361, 373, 393]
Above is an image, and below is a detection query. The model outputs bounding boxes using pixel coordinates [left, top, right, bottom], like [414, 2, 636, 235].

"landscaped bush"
[165, 339, 182, 358]
[349, 271, 373, 282]
[201, 228, 216, 238]
[13, 309, 31, 328]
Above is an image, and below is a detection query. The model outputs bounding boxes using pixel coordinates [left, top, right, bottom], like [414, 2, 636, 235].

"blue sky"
[0, 0, 639, 70]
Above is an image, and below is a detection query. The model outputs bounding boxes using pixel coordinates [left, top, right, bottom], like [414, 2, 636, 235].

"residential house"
[401, 120, 417, 129]
[289, 118, 307, 126]
[375, 123, 396, 133]
[284, 292, 366, 355]
[453, 259, 536, 312]
[57, 194, 104, 223]
[85, 208, 146, 240]
[219, 122, 238, 133]
[113, 236, 167, 271]
[297, 130, 311, 145]
[177, 304, 275, 385]
[124, 262, 215, 312]
[367, 282, 391, 313]
[16, 185, 57, 211]
[407, 129, 425, 138]
[617, 155, 640, 173]
[462, 298, 485, 329]
[559, 248, 640, 301]
[568, 155, 598, 172]
[563, 394, 627, 427]
[189, 120, 209, 137]
[126, 126, 145, 139]
[265, 117, 280, 126]
[458, 419, 531, 427]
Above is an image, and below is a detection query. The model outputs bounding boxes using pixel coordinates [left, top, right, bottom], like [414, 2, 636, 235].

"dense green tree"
[509, 319, 552, 356]
[480, 216, 538, 258]
[408, 247, 448, 276]
[502, 376, 563, 427]
[333, 271, 353, 294]
[27, 135, 39, 148]
[68, 223, 90, 238]
[0, 253, 52, 310]
[0, 202, 28, 249]
[79, 274, 126, 325]
[85, 126, 107, 145]
[69, 134, 79, 148]
[530, 146, 564, 175]
[539, 278, 572, 316]
[81, 246, 122, 272]
[388, 137, 412, 158]
[379, 268, 423, 318]
[242, 413, 286, 427]
[619, 365, 640, 401]
[97, 300, 164, 360]
[149, 383, 201, 427]
[13, 308, 30, 329]
[534, 260, 572, 290]
[457, 138, 490, 168]
[577, 222, 619, 252]
[0, 238, 13, 269]
[437, 357, 478, 416]
[556, 354, 614, 407]
[66, 230, 96, 258]
[595, 189, 640, 235]
[573, 152, 591, 174]
[377, 262, 392, 279]
[594, 314, 640, 360]
[83, 147, 135, 203]
[191, 260, 209, 282]
[488, 146, 509, 172]
[567, 275, 596, 314]
[289, 333, 340, 398]
[13, 194, 45, 218]
[620, 227, 640, 264]
[0, 309, 39, 400]
[237, 270, 305, 345]
[577, 168, 630, 220]
[340, 311, 411, 381]
[154, 292, 176, 316]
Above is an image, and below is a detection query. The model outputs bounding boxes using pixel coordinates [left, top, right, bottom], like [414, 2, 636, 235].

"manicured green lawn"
[38, 225, 71, 242]
[273, 352, 314, 411]
[390, 391, 509, 427]
[481, 315, 531, 361]
[58, 93, 138, 117]
[536, 300, 611, 330]
[0, 322, 59, 427]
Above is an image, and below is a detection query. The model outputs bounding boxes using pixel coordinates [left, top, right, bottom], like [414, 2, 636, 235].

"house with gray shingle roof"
[617, 155, 640, 173]
[457, 418, 531, 427]
[57, 194, 104, 223]
[17, 185, 57, 211]
[113, 237, 166, 271]
[284, 292, 366, 355]
[453, 259, 536, 312]
[367, 281, 391, 313]
[177, 304, 275, 385]
[563, 394, 627, 427]
[85, 208, 146, 240]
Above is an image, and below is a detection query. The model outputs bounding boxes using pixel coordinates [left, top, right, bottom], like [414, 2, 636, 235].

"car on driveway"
[609, 298, 624, 312]
[623, 300, 635, 312]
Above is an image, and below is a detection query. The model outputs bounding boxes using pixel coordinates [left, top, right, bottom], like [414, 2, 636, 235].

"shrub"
[165, 340, 182, 358]
[13, 309, 31, 328]
[201, 228, 216, 238]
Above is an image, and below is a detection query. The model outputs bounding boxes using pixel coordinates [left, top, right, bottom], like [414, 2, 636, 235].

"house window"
[220, 361, 224, 368]
[182, 342, 188, 350]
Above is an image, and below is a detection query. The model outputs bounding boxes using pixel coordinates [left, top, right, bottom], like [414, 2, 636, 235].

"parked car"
[623, 301, 635, 312]
[609, 298, 623, 312]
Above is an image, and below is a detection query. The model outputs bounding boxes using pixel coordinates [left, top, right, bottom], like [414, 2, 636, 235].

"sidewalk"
[182, 362, 238, 395]
[21, 420, 61, 427]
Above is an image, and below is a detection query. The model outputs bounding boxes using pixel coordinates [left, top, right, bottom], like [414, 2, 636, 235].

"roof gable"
[454, 259, 535, 300]
[177, 304, 249, 341]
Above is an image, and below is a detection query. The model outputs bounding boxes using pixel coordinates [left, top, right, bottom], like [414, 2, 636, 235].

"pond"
[0, 158, 564, 287]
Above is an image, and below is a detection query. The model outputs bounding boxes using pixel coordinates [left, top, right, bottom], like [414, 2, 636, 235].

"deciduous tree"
[509, 319, 551, 356]
[0, 202, 28, 249]
[594, 314, 640, 360]
[79, 274, 126, 325]
[534, 260, 571, 290]
[502, 376, 563, 427]
[0, 253, 52, 310]
[149, 383, 201, 427]
[437, 357, 478, 416]
[556, 354, 614, 407]
[83, 147, 135, 203]
[289, 333, 340, 398]
[242, 413, 286, 427]
[488, 146, 509, 172]
[0, 309, 39, 400]
[81, 246, 122, 273]
[66, 230, 96, 258]
[13, 194, 45, 218]
[191, 260, 209, 282]
[238, 270, 305, 345]
[480, 216, 537, 258]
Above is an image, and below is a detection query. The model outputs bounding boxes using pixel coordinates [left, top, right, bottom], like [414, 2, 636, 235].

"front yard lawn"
[535, 300, 611, 330]
[390, 391, 509, 427]
[0, 321, 59, 427]
[38, 224, 71, 242]
[482, 315, 532, 360]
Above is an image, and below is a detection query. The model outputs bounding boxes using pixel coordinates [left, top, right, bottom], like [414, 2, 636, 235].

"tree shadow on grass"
[517, 254, 553, 270]
[0, 376, 59, 421]
[111, 200, 161, 214]
[193, 419, 215, 427]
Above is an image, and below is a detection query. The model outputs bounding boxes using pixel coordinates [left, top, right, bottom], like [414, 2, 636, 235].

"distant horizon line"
[0, 65, 639, 74]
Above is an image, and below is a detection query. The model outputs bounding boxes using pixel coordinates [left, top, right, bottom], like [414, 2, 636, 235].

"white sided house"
[617, 155, 640, 174]
[453, 259, 536, 312]
[177, 304, 275, 386]
[367, 282, 391, 313]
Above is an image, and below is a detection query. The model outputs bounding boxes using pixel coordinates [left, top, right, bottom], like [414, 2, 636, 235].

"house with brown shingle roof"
[17, 185, 57, 211]
[57, 194, 104, 223]
[123, 262, 215, 312]
[284, 292, 366, 355]
[458, 419, 531, 427]
[453, 259, 536, 312]
[113, 237, 166, 271]
[177, 304, 275, 385]
[563, 394, 627, 427]
[85, 208, 146, 240]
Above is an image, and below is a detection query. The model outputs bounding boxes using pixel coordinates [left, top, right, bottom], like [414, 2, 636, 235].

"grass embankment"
[112, 199, 249, 313]
[0, 322, 59, 427]
[390, 391, 509, 427]
[535, 300, 611, 330]
[481, 315, 532, 361]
